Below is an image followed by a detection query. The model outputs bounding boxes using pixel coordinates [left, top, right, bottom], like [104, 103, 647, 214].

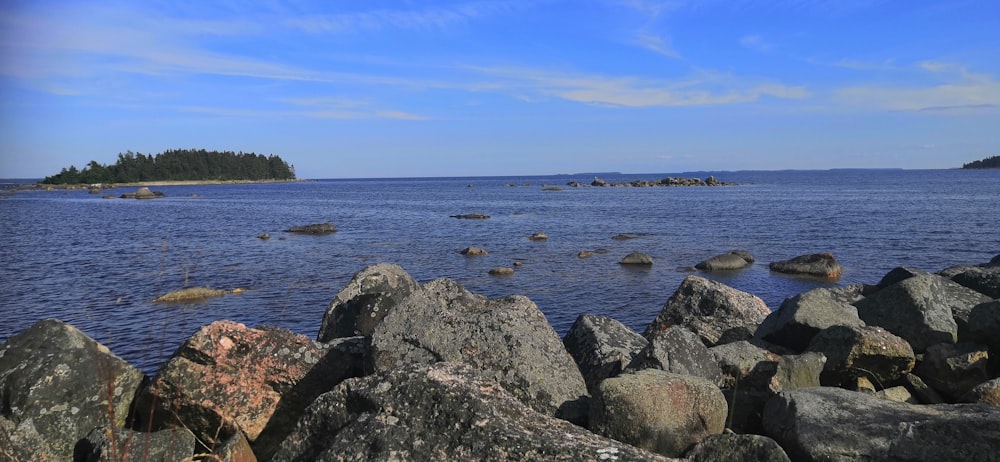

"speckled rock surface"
[0, 319, 146, 461]
[755, 286, 865, 352]
[914, 342, 991, 401]
[590, 369, 727, 458]
[768, 253, 842, 278]
[940, 257, 1000, 298]
[710, 340, 781, 391]
[963, 378, 1000, 407]
[685, 434, 791, 462]
[563, 313, 648, 394]
[134, 320, 364, 460]
[369, 278, 589, 423]
[271, 362, 676, 462]
[317, 263, 421, 341]
[629, 326, 723, 386]
[807, 325, 915, 387]
[642, 276, 770, 347]
[74, 426, 196, 462]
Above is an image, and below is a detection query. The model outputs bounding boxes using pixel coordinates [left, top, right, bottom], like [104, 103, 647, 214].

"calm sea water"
[1, 169, 998, 374]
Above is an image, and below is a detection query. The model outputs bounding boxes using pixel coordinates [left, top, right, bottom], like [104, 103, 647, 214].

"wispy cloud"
[833, 62, 1000, 113]
[740, 35, 772, 53]
[284, 2, 520, 34]
[633, 31, 680, 58]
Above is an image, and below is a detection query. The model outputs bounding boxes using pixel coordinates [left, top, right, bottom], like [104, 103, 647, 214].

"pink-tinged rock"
[134, 320, 363, 459]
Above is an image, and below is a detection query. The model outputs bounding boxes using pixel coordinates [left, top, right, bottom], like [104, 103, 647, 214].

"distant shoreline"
[16, 178, 308, 190]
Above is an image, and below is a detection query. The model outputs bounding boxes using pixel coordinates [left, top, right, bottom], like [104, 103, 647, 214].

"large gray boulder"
[806, 325, 915, 388]
[754, 286, 865, 352]
[685, 434, 791, 462]
[629, 326, 723, 386]
[133, 320, 365, 460]
[271, 362, 675, 462]
[591, 369, 727, 458]
[74, 426, 196, 462]
[563, 314, 648, 394]
[914, 342, 991, 401]
[643, 275, 771, 347]
[0, 319, 146, 461]
[317, 263, 421, 341]
[854, 273, 989, 352]
[940, 257, 1000, 298]
[694, 250, 755, 272]
[967, 300, 1000, 352]
[369, 278, 589, 423]
[769, 253, 842, 278]
[763, 386, 1000, 462]
[709, 341, 823, 393]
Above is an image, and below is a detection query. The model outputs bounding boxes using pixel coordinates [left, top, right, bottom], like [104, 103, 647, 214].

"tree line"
[962, 155, 1000, 169]
[41, 149, 296, 184]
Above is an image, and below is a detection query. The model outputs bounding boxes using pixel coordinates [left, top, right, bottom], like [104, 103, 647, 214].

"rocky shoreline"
[2, 255, 999, 461]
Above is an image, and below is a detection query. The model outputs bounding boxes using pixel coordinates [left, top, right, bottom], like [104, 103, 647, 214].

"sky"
[1, 0, 998, 179]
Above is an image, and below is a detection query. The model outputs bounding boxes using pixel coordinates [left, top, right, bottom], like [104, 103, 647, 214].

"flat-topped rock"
[769, 252, 842, 278]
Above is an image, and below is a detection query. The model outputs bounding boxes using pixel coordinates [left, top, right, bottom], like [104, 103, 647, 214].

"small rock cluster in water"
[1, 255, 998, 460]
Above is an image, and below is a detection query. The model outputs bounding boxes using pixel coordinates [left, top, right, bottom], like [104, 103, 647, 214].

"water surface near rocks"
[1, 169, 997, 374]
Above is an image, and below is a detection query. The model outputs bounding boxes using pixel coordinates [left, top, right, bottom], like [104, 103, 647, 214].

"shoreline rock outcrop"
[769, 252, 842, 279]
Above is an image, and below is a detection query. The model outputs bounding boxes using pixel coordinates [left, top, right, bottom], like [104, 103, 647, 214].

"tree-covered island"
[41, 149, 296, 184]
[962, 155, 1000, 169]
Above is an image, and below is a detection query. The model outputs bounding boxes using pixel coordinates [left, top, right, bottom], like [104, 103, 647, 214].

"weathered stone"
[963, 378, 1000, 407]
[563, 314, 648, 394]
[755, 287, 865, 352]
[853, 273, 989, 352]
[721, 390, 772, 435]
[710, 340, 781, 391]
[643, 276, 770, 347]
[271, 362, 674, 462]
[940, 261, 1000, 298]
[450, 213, 490, 219]
[768, 252, 842, 278]
[914, 342, 991, 401]
[369, 278, 589, 423]
[902, 373, 946, 404]
[213, 429, 257, 462]
[0, 319, 145, 461]
[317, 263, 421, 341]
[577, 250, 594, 258]
[134, 321, 364, 460]
[685, 434, 791, 462]
[121, 187, 165, 199]
[488, 266, 515, 275]
[283, 222, 336, 235]
[806, 325, 915, 388]
[967, 300, 1000, 352]
[528, 232, 549, 241]
[629, 326, 723, 386]
[460, 246, 489, 256]
[620, 252, 654, 265]
[876, 266, 931, 289]
[763, 387, 1000, 462]
[694, 251, 755, 272]
[591, 369, 727, 458]
[771, 352, 825, 391]
[877, 385, 918, 403]
[74, 426, 196, 462]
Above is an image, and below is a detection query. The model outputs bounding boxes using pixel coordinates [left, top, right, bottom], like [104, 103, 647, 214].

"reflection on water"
[1, 169, 998, 374]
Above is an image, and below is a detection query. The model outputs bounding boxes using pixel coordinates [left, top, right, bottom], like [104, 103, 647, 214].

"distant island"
[40, 149, 296, 184]
[962, 155, 1000, 169]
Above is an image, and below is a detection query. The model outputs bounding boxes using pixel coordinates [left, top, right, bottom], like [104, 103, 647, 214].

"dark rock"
[283, 222, 336, 235]
[710, 340, 781, 391]
[450, 213, 490, 219]
[754, 286, 865, 352]
[133, 321, 364, 460]
[915, 342, 991, 401]
[542, 186, 563, 191]
[578, 250, 594, 258]
[876, 385, 918, 403]
[369, 278, 589, 423]
[488, 266, 515, 275]
[771, 352, 826, 391]
[620, 252, 654, 265]
[629, 326, 723, 385]
[592, 177, 609, 186]
[317, 263, 421, 341]
[591, 369, 727, 458]
[563, 314, 648, 394]
[806, 325, 915, 388]
[612, 233, 642, 240]
[0, 319, 145, 461]
[212, 429, 257, 462]
[967, 300, 1000, 352]
[460, 246, 489, 256]
[854, 273, 989, 352]
[271, 362, 673, 462]
[722, 390, 772, 434]
[902, 373, 947, 404]
[963, 378, 1000, 407]
[768, 252, 842, 278]
[694, 251, 754, 271]
[643, 275, 770, 347]
[686, 434, 791, 462]
[876, 266, 931, 289]
[74, 426, 196, 462]
[120, 187, 165, 199]
[257, 232, 270, 240]
[763, 386, 1000, 462]
[940, 261, 1000, 298]
[528, 232, 548, 241]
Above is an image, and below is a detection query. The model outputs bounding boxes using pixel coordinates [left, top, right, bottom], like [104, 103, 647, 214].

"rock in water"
[317, 263, 421, 341]
[0, 319, 146, 461]
[763, 387, 1000, 462]
[271, 362, 674, 462]
[643, 275, 770, 347]
[133, 320, 364, 460]
[590, 369, 727, 458]
[563, 314, 649, 394]
[620, 252, 654, 265]
[460, 246, 489, 256]
[768, 252, 842, 278]
[284, 222, 337, 235]
[369, 278, 589, 423]
[694, 251, 755, 271]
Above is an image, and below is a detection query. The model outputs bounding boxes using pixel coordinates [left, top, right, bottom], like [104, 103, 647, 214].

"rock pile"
[2, 255, 999, 461]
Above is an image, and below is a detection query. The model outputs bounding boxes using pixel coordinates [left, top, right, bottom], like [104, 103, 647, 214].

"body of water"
[1, 169, 997, 374]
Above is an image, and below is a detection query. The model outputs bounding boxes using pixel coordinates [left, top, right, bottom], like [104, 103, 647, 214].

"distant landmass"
[41, 149, 295, 184]
[962, 155, 1000, 169]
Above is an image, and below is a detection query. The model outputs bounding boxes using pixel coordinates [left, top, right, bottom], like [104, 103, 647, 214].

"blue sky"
[1, 0, 998, 178]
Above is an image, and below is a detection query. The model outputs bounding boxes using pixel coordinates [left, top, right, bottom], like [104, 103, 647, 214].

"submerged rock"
[0, 319, 146, 461]
[450, 213, 490, 219]
[460, 246, 489, 256]
[153, 286, 228, 302]
[769, 253, 842, 278]
[271, 362, 673, 462]
[284, 222, 337, 235]
[620, 252, 654, 265]
[695, 251, 755, 271]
